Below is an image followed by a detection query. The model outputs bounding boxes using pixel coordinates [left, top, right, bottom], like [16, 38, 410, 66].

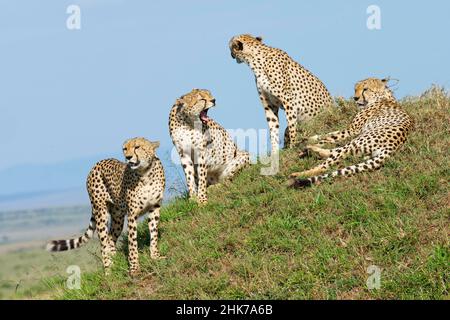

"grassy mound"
[52, 87, 449, 299]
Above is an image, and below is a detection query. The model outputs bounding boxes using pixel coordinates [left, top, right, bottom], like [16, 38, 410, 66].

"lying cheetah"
[169, 89, 250, 204]
[47, 137, 165, 275]
[229, 34, 333, 153]
[288, 78, 414, 188]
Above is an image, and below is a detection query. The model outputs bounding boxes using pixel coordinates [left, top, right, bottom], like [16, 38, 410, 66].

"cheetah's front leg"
[299, 128, 358, 158]
[259, 93, 280, 154]
[179, 149, 197, 198]
[148, 205, 162, 259]
[304, 145, 332, 159]
[127, 215, 140, 276]
[308, 127, 359, 146]
[196, 149, 208, 204]
[284, 107, 299, 149]
[290, 144, 354, 178]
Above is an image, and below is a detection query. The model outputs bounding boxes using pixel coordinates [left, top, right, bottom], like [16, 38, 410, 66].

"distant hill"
[0, 205, 91, 245]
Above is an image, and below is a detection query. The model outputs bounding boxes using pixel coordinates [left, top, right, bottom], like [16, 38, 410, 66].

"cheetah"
[169, 89, 250, 204]
[229, 34, 333, 154]
[47, 137, 165, 276]
[288, 78, 414, 188]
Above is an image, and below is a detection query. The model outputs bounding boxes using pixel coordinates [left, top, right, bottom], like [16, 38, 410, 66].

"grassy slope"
[55, 88, 448, 300]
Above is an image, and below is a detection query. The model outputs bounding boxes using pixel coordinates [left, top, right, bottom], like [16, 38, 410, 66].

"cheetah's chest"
[255, 72, 272, 94]
[126, 181, 162, 213]
[255, 71, 274, 96]
[172, 126, 204, 151]
[254, 70, 285, 109]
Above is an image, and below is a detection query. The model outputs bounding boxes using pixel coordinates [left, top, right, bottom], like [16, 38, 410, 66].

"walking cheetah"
[169, 89, 250, 204]
[47, 137, 165, 276]
[229, 34, 333, 153]
[288, 78, 414, 188]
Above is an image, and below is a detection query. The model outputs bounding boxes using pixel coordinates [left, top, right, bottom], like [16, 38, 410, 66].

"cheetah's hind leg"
[219, 151, 250, 182]
[93, 205, 115, 273]
[207, 173, 221, 187]
[289, 148, 392, 188]
[108, 205, 126, 256]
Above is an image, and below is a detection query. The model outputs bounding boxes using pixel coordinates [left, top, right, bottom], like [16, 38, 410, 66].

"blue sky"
[0, 1, 449, 195]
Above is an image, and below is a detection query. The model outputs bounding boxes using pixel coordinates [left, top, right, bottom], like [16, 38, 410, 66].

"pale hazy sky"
[1, 0, 449, 171]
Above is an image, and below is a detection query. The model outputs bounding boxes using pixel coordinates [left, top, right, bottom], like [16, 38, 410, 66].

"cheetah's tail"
[46, 216, 96, 252]
[290, 152, 389, 189]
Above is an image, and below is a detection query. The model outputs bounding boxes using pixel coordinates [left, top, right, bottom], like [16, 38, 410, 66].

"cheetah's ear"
[381, 77, 394, 89]
[255, 36, 263, 42]
[175, 98, 185, 107]
[151, 141, 160, 150]
[233, 40, 244, 51]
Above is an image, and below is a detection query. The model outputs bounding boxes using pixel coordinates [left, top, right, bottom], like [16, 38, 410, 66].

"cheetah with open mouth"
[169, 89, 250, 204]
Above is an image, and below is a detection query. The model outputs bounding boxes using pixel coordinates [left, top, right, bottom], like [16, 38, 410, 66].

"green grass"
[55, 87, 449, 300]
[0, 240, 100, 299]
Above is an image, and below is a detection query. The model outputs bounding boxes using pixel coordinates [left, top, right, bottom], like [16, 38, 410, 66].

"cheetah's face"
[354, 78, 393, 107]
[122, 137, 160, 171]
[229, 34, 263, 64]
[176, 89, 216, 124]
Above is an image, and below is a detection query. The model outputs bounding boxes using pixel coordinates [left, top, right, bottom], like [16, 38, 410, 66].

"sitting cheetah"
[229, 34, 333, 153]
[169, 89, 250, 204]
[288, 78, 414, 188]
[47, 137, 165, 275]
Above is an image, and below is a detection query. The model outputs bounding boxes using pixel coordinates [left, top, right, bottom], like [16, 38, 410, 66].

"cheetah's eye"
[135, 146, 140, 150]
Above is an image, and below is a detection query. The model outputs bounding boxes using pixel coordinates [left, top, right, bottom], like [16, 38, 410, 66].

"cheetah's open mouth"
[200, 109, 210, 123]
[128, 160, 141, 169]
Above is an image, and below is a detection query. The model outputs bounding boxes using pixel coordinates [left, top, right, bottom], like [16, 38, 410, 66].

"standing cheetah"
[169, 89, 250, 204]
[229, 34, 333, 153]
[47, 137, 165, 276]
[288, 78, 414, 188]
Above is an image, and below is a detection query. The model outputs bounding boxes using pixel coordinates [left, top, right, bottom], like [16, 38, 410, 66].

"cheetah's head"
[122, 137, 160, 171]
[229, 34, 264, 64]
[353, 78, 395, 107]
[175, 89, 216, 125]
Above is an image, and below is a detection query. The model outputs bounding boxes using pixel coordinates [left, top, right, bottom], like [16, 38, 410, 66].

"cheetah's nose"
[353, 97, 359, 101]
[211, 99, 216, 105]
[126, 156, 132, 161]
